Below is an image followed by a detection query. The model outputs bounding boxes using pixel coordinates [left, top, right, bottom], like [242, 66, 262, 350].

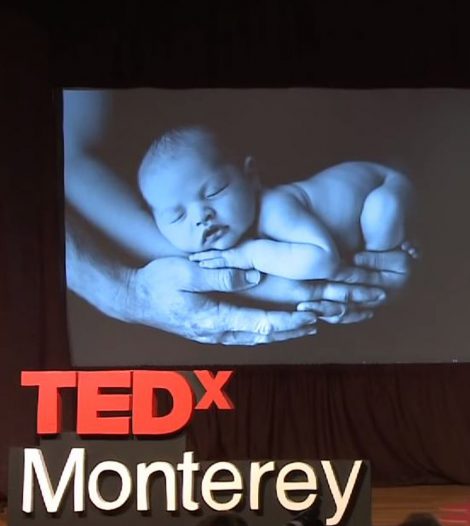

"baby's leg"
[360, 181, 409, 251]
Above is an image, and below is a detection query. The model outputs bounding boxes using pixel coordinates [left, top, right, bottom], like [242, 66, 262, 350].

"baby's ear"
[243, 156, 261, 190]
[243, 155, 257, 177]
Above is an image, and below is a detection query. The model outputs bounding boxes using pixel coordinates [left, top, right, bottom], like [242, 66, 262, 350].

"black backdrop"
[2, 2, 470, 499]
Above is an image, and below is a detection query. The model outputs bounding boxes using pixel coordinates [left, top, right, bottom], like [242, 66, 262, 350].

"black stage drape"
[188, 364, 470, 485]
[1, 2, 470, 497]
[0, 9, 70, 498]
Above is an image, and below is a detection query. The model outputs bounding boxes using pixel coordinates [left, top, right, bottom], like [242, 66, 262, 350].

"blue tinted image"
[138, 128, 415, 278]
[64, 89, 467, 366]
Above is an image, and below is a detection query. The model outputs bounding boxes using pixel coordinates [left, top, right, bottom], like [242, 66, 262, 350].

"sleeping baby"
[138, 127, 415, 282]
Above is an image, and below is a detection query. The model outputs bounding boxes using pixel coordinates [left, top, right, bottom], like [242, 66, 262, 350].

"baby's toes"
[401, 241, 420, 259]
[401, 241, 412, 252]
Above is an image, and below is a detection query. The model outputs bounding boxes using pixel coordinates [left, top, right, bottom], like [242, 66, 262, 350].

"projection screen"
[64, 88, 469, 366]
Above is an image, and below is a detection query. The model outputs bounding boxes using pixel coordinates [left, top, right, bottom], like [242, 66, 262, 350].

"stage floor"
[2, 486, 470, 525]
[372, 485, 470, 525]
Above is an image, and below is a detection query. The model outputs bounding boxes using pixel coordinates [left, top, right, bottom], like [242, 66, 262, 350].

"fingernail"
[378, 292, 386, 301]
[307, 328, 317, 335]
[297, 303, 307, 311]
[246, 270, 261, 284]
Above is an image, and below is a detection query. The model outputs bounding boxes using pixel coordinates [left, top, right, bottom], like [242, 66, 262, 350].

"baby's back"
[291, 162, 386, 252]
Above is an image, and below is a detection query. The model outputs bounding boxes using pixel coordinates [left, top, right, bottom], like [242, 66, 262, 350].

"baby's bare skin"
[192, 161, 413, 280]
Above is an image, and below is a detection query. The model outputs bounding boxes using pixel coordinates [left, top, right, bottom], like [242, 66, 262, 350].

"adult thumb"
[183, 266, 261, 293]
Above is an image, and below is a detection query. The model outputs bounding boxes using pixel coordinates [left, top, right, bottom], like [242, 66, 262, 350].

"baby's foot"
[401, 241, 420, 260]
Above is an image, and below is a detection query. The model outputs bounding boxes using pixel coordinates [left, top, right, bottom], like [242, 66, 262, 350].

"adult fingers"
[222, 325, 318, 345]
[322, 309, 374, 325]
[303, 281, 386, 305]
[298, 301, 375, 324]
[195, 325, 318, 346]
[354, 250, 411, 273]
[333, 266, 383, 286]
[217, 304, 317, 334]
[296, 300, 345, 316]
[335, 264, 410, 291]
[180, 263, 262, 292]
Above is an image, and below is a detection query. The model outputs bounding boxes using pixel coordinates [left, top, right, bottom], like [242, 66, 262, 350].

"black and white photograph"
[64, 88, 468, 366]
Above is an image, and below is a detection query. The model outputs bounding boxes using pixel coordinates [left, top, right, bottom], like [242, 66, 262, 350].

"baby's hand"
[190, 247, 253, 270]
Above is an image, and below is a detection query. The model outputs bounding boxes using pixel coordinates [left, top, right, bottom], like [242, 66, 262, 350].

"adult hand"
[289, 249, 414, 324]
[335, 249, 413, 291]
[298, 249, 414, 324]
[125, 257, 319, 345]
[237, 272, 388, 326]
[295, 280, 386, 324]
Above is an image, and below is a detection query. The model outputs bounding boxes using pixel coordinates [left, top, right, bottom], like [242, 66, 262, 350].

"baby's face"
[141, 151, 257, 253]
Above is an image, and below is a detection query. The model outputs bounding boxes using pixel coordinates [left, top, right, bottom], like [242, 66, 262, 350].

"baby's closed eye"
[160, 207, 185, 224]
[204, 181, 229, 198]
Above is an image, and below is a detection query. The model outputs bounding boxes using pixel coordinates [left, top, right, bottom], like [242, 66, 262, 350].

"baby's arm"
[192, 188, 340, 280]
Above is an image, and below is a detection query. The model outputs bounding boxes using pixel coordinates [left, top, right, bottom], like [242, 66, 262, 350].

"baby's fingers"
[190, 250, 221, 262]
[198, 258, 228, 269]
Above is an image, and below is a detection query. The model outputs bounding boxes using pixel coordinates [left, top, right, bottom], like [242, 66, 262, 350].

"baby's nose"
[195, 206, 215, 226]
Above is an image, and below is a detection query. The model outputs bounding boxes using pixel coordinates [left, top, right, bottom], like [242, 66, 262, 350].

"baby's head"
[138, 127, 258, 253]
